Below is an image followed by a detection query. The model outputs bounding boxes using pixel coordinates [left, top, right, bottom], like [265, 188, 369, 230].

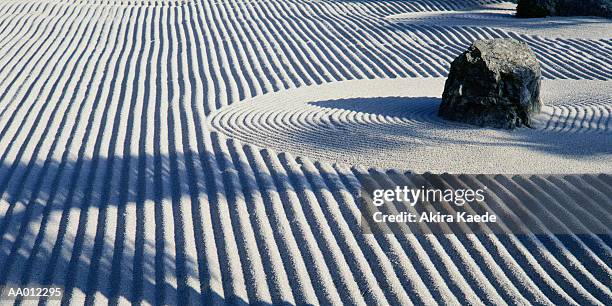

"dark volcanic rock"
[516, 0, 612, 18]
[439, 39, 542, 129]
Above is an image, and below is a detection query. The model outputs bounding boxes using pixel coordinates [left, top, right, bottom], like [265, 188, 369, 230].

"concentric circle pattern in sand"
[210, 79, 612, 173]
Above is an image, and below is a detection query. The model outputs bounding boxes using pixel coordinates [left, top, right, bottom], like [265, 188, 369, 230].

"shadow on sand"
[305, 96, 612, 157]
[0, 144, 308, 305]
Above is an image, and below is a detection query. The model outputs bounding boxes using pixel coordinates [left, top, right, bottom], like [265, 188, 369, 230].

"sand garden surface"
[209, 78, 611, 172]
[0, 0, 610, 305]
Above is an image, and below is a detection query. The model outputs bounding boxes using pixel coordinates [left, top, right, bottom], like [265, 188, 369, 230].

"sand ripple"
[210, 79, 612, 173]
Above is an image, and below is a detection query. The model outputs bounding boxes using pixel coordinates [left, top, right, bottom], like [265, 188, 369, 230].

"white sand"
[387, 2, 612, 39]
[0, 0, 610, 305]
[209, 78, 612, 173]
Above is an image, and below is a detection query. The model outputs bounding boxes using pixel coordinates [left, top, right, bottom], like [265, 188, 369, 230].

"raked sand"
[0, 0, 610, 305]
[209, 78, 611, 173]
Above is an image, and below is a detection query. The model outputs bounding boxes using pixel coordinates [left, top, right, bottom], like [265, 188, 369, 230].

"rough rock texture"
[439, 39, 542, 129]
[516, 0, 612, 18]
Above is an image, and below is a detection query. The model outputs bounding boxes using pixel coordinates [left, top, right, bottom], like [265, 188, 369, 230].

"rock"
[438, 39, 542, 129]
[516, 0, 612, 18]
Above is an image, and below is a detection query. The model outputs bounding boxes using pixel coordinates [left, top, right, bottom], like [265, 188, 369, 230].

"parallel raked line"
[0, 2, 127, 305]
